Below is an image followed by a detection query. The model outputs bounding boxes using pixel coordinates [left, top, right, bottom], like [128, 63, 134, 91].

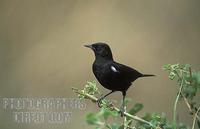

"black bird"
[84, 42, 155, 115]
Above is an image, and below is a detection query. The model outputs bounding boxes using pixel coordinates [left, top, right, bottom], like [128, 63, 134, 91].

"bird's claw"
[97, 98, 103, 108]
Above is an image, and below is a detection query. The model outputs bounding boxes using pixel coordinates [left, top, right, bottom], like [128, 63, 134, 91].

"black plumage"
[84, 42, 155, 115]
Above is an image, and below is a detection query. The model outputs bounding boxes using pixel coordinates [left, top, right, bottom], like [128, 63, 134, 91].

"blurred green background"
[0, 0, 200, 129]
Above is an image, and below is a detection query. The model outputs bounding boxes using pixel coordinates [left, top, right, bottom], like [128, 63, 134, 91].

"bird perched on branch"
[84, 42, 155, 116]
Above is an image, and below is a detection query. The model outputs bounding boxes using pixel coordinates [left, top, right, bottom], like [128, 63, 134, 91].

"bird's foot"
[97, 98, 103, 108]
[119, 106, 125, 117]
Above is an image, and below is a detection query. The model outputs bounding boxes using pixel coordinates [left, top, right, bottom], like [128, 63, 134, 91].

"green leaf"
[182, 85, 197, 99]
[136, 113, 171, 129]
[110, 110, 119, 117]
[124, 98, 132, 106]
[128, 103, 143, 115]
[94, 127, 101, 129]
[86, 113, 100, 125]
[84, 81, 100, 95]
[162, 64, 171, 71]
[102, 109, 111, 120]
[178, 123, 189, 129]
[105, 124, 112, 129]
[101, 108, 119, 120]
[171, 64, 179, 71]
[111, 123, 120, 129]
[193, 71, 200, 86]
[169, 72, 176, 80]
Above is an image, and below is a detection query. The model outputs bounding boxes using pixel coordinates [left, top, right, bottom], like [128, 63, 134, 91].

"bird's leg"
[120, 91, 126, 117]
[97, 90, 115, 108]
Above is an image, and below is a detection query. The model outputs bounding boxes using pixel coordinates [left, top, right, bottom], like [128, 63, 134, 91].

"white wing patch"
[111, 66, 119, 73]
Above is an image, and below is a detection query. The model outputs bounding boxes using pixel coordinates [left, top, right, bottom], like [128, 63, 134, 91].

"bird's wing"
[110, 62, 142, 81]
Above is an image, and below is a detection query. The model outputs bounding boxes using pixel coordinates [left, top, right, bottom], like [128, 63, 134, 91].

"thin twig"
[180, 92, 200, 122]
[180, 92, 193, 113]
[72, 87, 155, 128]
[192, 106, 200, 129]
[173, 78, 184, 129]
[189, 67, 192, 85]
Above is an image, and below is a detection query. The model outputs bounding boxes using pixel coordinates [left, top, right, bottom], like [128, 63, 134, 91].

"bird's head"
[84, 42, 113, 60]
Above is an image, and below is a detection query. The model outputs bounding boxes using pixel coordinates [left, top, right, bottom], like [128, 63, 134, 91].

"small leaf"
[169, 72, 176, 80]
[105, 124, 112, 129]
[102, 109, 111, 120]
[162, 64, 171, 71]
[124, 98, 132, 106]
[178, 123, 189, 129]
[94, 127, 101, 129]
[171, 64, 179, 71]
[193, 71, 200, 86]
[111, 123, 120, 129]
[86, 113, 100, 125]
[110, 110, 119, 117]
[101, 108, 119, 120]
[128, 103, 143, 116]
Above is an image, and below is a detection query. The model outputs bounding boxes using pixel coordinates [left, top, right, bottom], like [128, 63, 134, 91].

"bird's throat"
[94, 54, 113, 61]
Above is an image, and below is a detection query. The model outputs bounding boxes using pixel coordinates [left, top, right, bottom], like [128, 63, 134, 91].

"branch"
[72, 87, 155, 128]
[192, 106, 200, 129]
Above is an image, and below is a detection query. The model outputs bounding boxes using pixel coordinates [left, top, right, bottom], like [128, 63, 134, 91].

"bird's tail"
[141, 74, 155, 77]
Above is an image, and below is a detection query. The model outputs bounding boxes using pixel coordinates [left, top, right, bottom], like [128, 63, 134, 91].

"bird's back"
[92, 59, 142, 91]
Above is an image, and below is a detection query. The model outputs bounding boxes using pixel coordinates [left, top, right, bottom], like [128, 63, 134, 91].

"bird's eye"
[95, 46, 101, 51]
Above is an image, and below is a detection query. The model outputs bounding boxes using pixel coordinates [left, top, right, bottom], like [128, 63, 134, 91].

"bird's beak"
[84, 44, 93, 49]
